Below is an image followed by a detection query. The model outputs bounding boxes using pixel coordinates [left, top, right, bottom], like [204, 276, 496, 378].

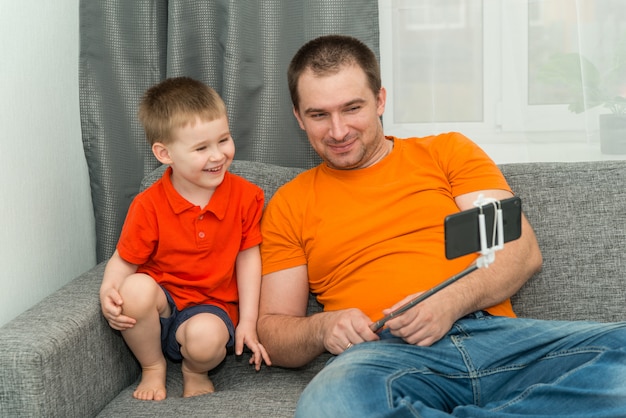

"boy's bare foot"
[182, 363, 215, 397]
[133, 365, 167, 401]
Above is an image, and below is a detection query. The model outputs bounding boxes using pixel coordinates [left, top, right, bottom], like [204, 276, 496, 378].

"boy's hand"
[100, 287, 136, 331]
[235, 320, 272, 371]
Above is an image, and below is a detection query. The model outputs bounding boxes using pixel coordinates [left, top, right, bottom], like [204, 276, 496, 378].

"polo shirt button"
[198, 232, 206, 238]
[199, 215, 204, 220]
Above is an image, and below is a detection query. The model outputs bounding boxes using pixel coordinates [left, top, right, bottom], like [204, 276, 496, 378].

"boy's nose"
[207, 147, 223, 160]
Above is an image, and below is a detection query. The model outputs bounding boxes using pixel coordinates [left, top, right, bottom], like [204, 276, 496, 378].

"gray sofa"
[2, 159, 626, 417]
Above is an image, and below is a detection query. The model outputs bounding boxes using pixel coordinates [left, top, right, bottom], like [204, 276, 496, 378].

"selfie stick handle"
[369, 262, 479, 332]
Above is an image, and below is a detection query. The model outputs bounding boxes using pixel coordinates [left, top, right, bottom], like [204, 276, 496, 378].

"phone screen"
[444, 196, 522, 260]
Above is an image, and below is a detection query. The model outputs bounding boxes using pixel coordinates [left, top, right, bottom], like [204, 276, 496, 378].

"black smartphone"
[444, 196, 522, 260]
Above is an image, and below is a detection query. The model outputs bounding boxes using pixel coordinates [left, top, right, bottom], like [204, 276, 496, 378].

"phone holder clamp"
[473, 194, 504, 268]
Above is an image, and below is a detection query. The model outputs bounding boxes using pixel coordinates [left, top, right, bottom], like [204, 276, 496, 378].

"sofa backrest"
[143, 159, 626, 323]
[140, 160, 304, 203]
[502, 160, 626, 322]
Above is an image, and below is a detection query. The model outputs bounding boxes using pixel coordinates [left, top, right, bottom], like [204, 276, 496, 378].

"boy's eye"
[196, 146, 207, 151]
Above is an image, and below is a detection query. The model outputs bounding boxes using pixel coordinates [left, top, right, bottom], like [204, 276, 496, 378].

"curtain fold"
[79, 0, 379, 262]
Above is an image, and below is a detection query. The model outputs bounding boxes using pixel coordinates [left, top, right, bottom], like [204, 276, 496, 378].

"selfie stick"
[369, 195, 504, 333]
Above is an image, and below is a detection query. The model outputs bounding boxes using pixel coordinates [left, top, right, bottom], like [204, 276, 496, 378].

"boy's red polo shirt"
[117, 166, 264, 325]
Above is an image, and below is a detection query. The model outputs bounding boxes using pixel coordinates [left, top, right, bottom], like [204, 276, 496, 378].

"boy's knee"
[119, 274, 162, 312]
[177, 314, 228, 362]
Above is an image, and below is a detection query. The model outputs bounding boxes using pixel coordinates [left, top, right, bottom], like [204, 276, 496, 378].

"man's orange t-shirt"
[261, 134, 515, 321]
[117, 167, 264, 325]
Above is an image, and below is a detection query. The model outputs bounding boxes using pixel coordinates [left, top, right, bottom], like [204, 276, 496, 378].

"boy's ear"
[152, 142, 172, 165]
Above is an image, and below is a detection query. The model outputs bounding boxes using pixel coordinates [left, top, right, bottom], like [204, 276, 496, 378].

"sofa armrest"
[0, 262, 140, 418]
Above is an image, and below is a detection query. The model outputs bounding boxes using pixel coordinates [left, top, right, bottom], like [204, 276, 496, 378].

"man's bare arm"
[384, 189, 542, 345]
[257, 266, 326, 367]
[257, 265, 378, 368]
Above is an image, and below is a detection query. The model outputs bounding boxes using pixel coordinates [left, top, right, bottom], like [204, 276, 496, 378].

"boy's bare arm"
[100, 250, 139, 330]
[235, 246, 263, 325]
[235, 245, 271, 368]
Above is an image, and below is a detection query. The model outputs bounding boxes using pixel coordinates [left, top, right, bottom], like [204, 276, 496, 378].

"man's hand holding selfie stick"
[370, 195, 521, 333]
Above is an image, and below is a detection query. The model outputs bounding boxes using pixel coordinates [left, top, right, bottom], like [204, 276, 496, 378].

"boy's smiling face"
[152, 115, 235, 206]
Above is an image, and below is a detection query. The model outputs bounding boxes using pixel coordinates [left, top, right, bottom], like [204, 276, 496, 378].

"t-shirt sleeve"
[260, 182, 308, 276]
[436, 132, 511, 197]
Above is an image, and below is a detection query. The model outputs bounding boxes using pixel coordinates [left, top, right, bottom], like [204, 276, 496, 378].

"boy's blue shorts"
[159, 287, 235, 362]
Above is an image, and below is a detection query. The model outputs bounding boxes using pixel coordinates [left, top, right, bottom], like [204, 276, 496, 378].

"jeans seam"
[488, 348, 607, 413]
[448, 326, 609, 409]
[451, 333, 482, 407]
[387, 367, 453, 414]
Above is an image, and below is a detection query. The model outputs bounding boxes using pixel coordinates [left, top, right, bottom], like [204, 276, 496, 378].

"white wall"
[0, 1, 96, 326]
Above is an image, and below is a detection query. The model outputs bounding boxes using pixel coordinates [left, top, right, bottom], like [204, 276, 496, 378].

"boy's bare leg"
[177, 313, 230, 397]
[119, 274, 171, 401]
[180, 360, 215, 397]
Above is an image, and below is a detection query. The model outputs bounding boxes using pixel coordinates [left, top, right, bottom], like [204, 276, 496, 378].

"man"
[258, 34, 626, 417]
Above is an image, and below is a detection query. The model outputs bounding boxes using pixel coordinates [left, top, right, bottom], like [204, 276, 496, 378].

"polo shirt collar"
[161, 166, 231, 220]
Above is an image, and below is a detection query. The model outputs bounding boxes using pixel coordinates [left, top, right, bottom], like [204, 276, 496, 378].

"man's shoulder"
[276, 165, 320, 193]
[396, 132, 473, 148]
[263, 166, 321, 211]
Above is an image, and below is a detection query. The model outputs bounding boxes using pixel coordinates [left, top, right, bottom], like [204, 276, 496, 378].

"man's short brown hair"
[287, 35, 381, 110]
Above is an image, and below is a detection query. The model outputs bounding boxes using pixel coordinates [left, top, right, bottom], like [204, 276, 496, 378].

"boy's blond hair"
[138, 77, 227, 145]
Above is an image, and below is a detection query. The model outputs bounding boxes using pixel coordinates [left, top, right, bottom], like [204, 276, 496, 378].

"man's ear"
[152, 142, 172, 165]
[293, 107, 305, 130]
[376, 87, 387, 117]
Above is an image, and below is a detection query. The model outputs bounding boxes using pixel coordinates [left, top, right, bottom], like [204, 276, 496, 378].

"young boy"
[99, 76, 270, 401]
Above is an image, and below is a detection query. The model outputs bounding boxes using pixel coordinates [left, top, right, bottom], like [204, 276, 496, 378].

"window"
[379, 0, 626, 163]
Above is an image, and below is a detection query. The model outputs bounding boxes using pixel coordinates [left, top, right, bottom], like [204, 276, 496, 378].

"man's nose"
[329, 114, 349, 140]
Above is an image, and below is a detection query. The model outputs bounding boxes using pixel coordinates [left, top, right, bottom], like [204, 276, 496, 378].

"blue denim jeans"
[296, 312, 626, 417]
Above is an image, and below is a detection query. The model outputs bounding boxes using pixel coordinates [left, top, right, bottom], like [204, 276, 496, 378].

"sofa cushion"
[501, 160, 626, 322]
[97, 353, 330, 417]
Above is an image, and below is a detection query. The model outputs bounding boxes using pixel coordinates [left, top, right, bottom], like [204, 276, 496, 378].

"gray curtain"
[79, 0, 380, 263]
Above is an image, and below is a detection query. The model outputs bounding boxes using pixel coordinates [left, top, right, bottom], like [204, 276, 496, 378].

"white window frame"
[499, 0, 601, 133]
[378, 0, 600, 144]
[379, 0, 501, 142]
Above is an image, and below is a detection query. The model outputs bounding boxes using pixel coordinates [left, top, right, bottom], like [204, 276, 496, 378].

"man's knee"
[296, 351, 385, 417]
